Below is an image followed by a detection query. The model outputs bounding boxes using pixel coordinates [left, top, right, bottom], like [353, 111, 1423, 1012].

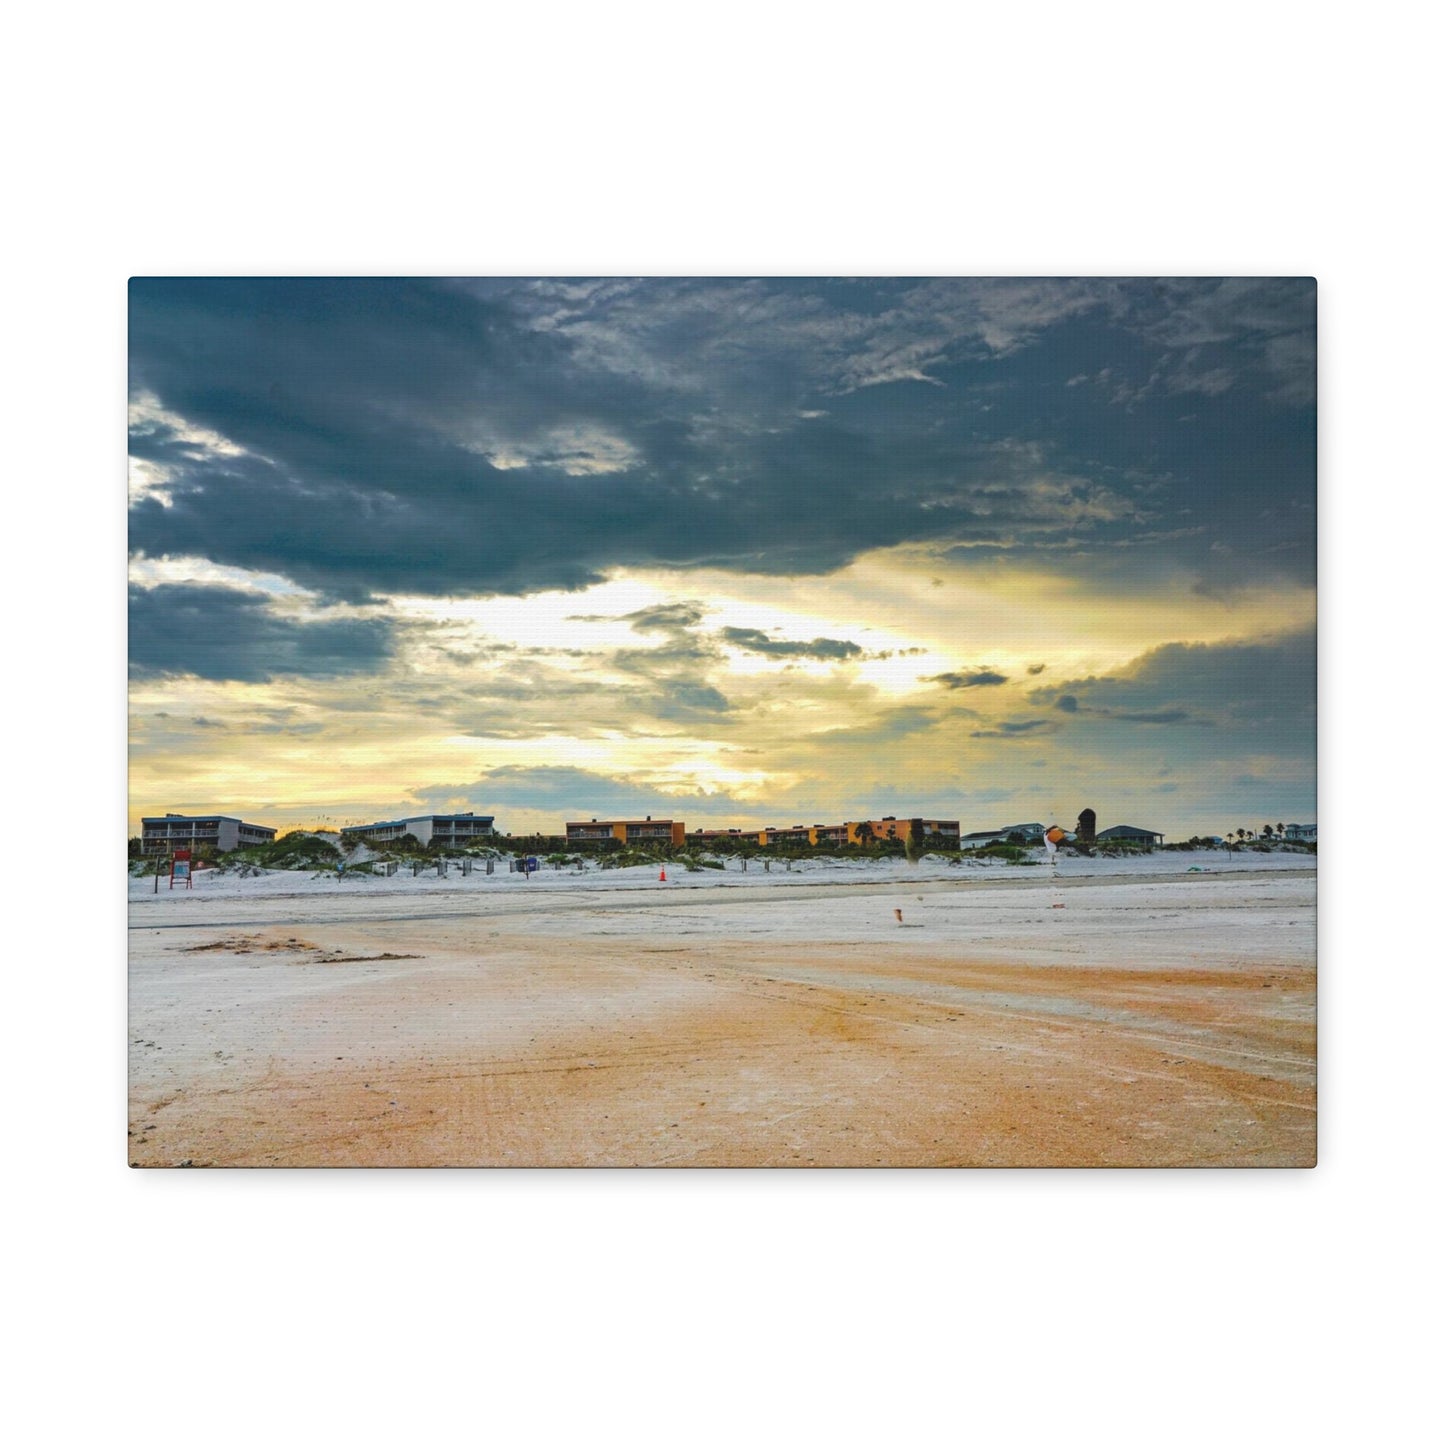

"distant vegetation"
[130, 826, 1315, 875]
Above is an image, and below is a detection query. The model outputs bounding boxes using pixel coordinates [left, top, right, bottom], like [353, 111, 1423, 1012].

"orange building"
[688, 828, 752, 845]
[565, 817, 687, 846]
[750, 817, 959, 847]
[852, 817, 908, 845]
[847, 817, 960, 846]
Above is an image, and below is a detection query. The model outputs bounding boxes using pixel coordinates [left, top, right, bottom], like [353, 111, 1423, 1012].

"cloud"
[1113, 709, 1197, 725]
[128, 277, 1316, 601]
[925, 669, 1009, 689]
[720, 627, 864, 661]
[620, 602, 710, 634]
[412, 765, 751, 823]
[1028, 628, 1315, 754]
[1135, 277, 1316, 404]
[969, 719, 1057, 739]
[810, 707, 943, 745]
[652, 682, 731, 716]
[129, 583, 394, 683]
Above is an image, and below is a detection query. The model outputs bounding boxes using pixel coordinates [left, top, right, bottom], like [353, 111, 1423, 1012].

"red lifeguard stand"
[170, 848, 193, 890]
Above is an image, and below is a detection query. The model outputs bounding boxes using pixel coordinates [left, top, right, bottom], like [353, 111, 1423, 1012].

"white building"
[141, 813, 277, 854]
[340, 813, 497, 849]
[1284, 823, 1317, 842]
[960, 822, 1046, 849]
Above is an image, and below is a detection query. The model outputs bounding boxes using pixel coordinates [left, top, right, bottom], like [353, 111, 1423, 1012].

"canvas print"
[128, 277, 1317, 1167]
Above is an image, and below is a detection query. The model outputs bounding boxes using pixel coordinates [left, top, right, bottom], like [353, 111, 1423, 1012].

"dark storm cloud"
[1113, 709, 1196, 725]
[1049, 693, 1196, 724]
[129, 278, 1315, 599]
[720, 627, 864, 660]
[128, 583, 393, 683]
[1028, 629, 1315, 755]
[926, 669, 1009, 689]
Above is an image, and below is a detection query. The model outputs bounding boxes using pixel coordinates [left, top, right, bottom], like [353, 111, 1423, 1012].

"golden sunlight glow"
[129, 544, 1315, 837]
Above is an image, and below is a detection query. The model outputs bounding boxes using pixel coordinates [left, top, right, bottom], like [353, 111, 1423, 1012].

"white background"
[3, 3, 1438, 1440]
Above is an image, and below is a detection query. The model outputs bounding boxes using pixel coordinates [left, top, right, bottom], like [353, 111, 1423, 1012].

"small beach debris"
[894, 908, 903, 924]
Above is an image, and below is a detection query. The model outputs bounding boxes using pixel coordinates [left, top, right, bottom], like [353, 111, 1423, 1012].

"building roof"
[961, 823, 1043, 840]
[341, 814, 494, 832]
[142, 814, 266, 826]
[1097, 824, 1163, 838]
[566, 818, 678, 825]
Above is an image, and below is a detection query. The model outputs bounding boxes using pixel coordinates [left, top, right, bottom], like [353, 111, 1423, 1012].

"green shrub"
[599, 847, 666, 870]
[231, 831, 342, 871]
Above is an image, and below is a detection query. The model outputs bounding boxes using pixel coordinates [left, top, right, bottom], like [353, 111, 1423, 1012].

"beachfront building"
[340, 813, 497, 849]
[1284, 823, 1317, 842]
[850, 817, 960, 847]
[750, 817, 961, 848]
[566, 817, 688, 847]
[141, 813, 277, 854]
[960, 822, 1046, 849]
[1097, 824, 1165, 847]
[688, 828, 754, 846]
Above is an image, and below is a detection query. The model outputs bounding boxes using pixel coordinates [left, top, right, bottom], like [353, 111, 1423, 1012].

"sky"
[128, 277, 1316, 841]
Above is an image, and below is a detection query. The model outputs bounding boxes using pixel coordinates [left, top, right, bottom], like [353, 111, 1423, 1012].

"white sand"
[128, 851, 1316, 1166]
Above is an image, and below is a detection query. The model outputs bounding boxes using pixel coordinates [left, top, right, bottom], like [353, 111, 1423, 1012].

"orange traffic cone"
[659, 867, 667, 882]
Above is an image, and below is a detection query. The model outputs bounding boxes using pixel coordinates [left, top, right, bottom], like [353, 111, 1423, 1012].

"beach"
[127, 852, 1316, 1167]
